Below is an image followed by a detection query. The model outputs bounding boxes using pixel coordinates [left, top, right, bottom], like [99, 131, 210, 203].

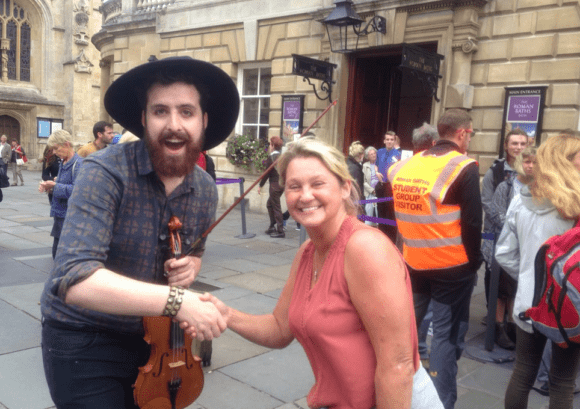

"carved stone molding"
[453, 36, 479, 53]
[99, 59, 111, 69]
[65, 49, 94, 74]
[398, 0, 487, 14]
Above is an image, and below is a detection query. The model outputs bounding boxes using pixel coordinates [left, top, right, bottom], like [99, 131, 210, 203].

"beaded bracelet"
[162, 286, 185, 317]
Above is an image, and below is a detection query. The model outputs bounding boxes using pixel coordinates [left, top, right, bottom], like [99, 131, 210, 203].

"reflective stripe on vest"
[388, 150, 475, 271]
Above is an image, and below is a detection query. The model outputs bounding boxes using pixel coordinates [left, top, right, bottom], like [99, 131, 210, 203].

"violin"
[133, 216, 204, 409]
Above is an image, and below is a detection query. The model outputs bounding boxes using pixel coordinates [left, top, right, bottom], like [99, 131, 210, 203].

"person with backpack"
[495, 132, 580, 409]
[486, 147, 537, 350]
[481, 128, 528, 325]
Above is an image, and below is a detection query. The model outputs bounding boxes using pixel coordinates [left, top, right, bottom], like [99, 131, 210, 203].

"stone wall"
[470, 0, 580, 173]
[93, 0, 580, 212]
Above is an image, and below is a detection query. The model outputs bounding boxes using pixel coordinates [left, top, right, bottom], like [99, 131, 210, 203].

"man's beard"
[145, 128, 203, 178]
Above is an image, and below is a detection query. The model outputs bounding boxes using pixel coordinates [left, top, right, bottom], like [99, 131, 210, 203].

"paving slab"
[208, 285, 255, 302]
[252, 264, 293, 281]
[236, 240, 296, 255]
[242, 253, 295, 267]
[201, 243, 261, 265]
[219, 272, 287, 294]
[0, 259, 50, 287]
[0, 283, 44, 321]
[195, 370, 284, 409]
[219, 341, 314, 403]
[225, 293, 279, 315]
[0, 347, 53, 409]
[197, 265, 242, 280]
[0, 233, 49, 251]
[0, 299, 41, 354]
[210, 258, 270, 273]
[205, 330, 271, 370]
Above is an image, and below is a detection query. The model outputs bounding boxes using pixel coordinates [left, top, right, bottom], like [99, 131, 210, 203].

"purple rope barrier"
[215, 178, 243, 185]
[357, 214, 398, 226]
[357, 197, 393, 205]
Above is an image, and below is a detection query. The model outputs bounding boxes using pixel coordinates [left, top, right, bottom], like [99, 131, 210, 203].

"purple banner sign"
[507, 95, 541, 123]
[283, 101, 301, 120]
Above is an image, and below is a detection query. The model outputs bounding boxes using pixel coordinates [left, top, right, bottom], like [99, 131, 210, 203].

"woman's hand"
[164, 255, 201, 288]
[176, 291, 227, 341]
[39, 180, 56, 193]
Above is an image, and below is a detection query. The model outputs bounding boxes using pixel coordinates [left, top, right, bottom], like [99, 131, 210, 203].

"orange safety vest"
[388, 150, 476, 271]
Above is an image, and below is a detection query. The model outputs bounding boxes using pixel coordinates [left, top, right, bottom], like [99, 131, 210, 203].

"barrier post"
[235, 177, 256, 239]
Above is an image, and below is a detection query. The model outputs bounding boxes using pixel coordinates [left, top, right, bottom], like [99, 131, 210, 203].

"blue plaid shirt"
[41, 140, 217, 334]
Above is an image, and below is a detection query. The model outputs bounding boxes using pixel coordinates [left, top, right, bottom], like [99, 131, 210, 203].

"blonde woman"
[38, 130, 83, 258]
[197, 138, 442, 409]
[496, 133, 580, 409]
[346, 140, 364, 197]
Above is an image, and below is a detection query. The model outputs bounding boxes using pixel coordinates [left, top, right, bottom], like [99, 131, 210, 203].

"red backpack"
[524, 220, 580, 348]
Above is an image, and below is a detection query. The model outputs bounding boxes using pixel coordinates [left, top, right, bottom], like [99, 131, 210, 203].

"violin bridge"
[168, 361, 186, 369]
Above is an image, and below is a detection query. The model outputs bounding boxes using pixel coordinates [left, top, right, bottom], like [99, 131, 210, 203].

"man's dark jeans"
[411, 273, 476, 409]
[42, 320, 149, 409]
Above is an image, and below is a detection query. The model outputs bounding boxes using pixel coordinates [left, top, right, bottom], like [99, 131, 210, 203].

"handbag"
[16, 158, 24, 166]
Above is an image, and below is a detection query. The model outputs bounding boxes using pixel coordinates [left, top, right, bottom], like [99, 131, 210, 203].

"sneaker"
[270, 231, 285, 238]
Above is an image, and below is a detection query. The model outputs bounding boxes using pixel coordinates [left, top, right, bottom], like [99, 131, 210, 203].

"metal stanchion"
[234, 177, 256, 239]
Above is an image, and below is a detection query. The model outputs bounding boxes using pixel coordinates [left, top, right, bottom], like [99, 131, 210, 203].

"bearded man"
[40, 57, 239, 408]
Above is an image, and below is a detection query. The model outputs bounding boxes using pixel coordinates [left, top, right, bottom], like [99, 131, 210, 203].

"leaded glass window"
[0, 0, 31, 82]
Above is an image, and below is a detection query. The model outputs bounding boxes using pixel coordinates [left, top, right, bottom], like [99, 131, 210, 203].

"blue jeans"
[411, 273, 476, 409]
[42, 320, 150, 409]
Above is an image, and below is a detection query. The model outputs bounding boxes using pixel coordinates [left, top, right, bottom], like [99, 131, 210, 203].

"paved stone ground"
[1, 169, 578, 409]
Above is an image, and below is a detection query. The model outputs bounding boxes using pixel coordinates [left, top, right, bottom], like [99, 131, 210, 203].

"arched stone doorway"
[0, 115, 20, 143]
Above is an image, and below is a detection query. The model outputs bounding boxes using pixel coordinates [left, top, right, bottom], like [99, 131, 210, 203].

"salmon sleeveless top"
[288, 216, 419, 409]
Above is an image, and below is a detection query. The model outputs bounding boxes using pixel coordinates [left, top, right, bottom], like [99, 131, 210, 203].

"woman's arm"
[202, 243, 308, 349]
[362, 163, 373, 197]
[495, 196, 521, 280]
[344, 229, 415, 409]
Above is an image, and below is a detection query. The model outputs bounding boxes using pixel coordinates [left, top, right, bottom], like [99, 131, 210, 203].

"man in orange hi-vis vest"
[388, 109, 483, 409]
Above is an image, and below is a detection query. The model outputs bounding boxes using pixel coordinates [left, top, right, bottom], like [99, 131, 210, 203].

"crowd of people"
[2, 55, 580, 409]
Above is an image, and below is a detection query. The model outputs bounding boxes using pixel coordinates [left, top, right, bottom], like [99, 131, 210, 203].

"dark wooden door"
[344, 43, 436, 153]
[0, 115, 20, 143]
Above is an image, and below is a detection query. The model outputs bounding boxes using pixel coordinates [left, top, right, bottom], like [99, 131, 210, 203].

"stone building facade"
[93, 0, 580, 211]
[0, 0, 102, 168]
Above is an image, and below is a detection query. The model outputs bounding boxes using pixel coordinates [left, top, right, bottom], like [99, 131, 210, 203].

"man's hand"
[164, 255, 201, 288]
[176, 292, 227, 341]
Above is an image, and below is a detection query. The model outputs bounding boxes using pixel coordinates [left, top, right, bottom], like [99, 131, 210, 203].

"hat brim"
[104, 57, 240, 151]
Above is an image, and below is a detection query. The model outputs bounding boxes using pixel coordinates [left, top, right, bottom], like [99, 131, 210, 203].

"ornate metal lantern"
[321, 0, 386, 53]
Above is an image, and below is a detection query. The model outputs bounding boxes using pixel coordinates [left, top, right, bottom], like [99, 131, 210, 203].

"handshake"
[174, 291, 230, 342]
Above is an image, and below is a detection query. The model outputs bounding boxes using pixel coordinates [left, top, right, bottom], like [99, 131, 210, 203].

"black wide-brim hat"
[104, 57, 240, 151]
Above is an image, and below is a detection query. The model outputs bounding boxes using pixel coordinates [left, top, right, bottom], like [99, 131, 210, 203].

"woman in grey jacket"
[495, 133, 580, 409]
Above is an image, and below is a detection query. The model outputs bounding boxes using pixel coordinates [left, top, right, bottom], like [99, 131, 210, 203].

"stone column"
[445, 4, 483, 109]
[1, 39, 9, 83]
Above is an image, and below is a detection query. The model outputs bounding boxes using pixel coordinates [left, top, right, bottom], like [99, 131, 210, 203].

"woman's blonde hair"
[348, 140, 364, 158]
[531, 133, 580, 219]
[277, 138, 360, 215]
[47, 129, 73, 149]
[513, 146, 537, 178]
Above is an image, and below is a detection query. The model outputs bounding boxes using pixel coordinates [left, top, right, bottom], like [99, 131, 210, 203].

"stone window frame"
[0, 0, 31, 82]
[236, 62, 271, 141]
